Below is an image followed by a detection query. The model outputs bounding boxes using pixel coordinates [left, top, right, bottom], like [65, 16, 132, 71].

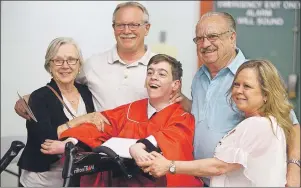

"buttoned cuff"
[146, 135, 157, 147]
[66, 137, 78, 145]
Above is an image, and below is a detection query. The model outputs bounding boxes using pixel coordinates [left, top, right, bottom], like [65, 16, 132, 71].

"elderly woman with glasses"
[17, 37, 96, 187]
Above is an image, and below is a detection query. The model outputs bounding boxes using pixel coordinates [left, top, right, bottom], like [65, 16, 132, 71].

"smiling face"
[145, 61, 180, 102]
[231, 68, 266, 117]
[113, 6, 150, 53]
[49, 44, 80, 85]
[195, 15, 236, 66]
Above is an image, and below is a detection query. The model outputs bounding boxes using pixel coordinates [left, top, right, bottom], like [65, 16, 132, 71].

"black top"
[18, 79, 95, 172]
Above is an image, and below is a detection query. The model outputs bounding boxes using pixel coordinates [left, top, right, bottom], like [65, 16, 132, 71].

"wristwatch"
[288, 159, 301, 168]
[169, 160, 176, 174]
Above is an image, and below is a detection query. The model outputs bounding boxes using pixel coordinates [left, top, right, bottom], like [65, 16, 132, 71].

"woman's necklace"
[69, 95, 79, 104]
[61, 87, 79, 104]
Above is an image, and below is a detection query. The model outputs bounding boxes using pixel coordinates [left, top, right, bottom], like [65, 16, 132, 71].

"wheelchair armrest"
[93, 145, 132, 179]
[93, 145, 155, 181]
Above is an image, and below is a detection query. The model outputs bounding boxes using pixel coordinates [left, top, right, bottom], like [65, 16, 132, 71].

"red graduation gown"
[60, 98, 203, 187]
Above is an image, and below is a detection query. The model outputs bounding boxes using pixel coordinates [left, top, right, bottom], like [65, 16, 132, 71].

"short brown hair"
[147, 54, 183, 81]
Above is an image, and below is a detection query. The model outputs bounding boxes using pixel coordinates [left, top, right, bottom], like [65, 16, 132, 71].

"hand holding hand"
[148, 151, 171, 178]
[129, 143, 155, 163]
[136, 151, 170, 178]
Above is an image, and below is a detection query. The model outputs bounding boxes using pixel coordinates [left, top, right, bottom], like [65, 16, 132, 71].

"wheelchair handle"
[62, 141, 78, 187]
[93, 145, 132, 179]
[0, 141, 25, 174]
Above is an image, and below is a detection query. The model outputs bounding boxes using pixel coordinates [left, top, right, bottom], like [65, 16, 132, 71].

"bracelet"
[65, 122, 71, 129]
[287, 159, 301, 168]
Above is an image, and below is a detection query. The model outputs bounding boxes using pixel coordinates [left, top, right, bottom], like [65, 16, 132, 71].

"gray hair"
[200, 11, 236, 32]
[44, 37, 84, 73]
[112, 1, 149, 23]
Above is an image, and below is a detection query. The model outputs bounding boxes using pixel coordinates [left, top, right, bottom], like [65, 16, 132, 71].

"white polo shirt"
[76, 45, 156, 111]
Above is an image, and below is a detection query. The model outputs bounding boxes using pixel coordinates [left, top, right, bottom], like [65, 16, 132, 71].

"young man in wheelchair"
[41, 54, 203, 187]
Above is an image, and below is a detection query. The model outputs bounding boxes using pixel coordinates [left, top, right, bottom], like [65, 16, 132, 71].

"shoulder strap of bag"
[46, 85, 76, 118]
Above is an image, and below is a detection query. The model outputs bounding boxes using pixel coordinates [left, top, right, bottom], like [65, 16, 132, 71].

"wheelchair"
[0, 140, 25, 186]
[1, 140, 155, 187]
[62, 142, 156, 187]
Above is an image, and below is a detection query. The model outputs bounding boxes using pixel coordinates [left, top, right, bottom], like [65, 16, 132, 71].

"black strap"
[136, 138, 160, 153]
[46, 85, 76, 118]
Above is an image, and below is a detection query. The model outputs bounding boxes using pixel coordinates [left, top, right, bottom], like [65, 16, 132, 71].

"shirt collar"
[227, 48, 246, 75]
[108, 44, 152, 66]
[198, 48, 246, 76]
[147, 100, 173, 119]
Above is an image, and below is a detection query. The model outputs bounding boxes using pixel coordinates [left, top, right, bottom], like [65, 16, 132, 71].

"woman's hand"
[129, 143, 155, 163]
[57, 125, 67, 138]
[40, 139, 67, 154]
[137, 151, 171, 178]
[88, 112, 110, 132]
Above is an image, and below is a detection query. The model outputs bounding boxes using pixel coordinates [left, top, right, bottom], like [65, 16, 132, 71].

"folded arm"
[57, 112, 110, 137]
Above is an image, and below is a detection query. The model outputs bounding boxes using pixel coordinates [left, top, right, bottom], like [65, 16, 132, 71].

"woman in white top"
[136, 59, 294, 186]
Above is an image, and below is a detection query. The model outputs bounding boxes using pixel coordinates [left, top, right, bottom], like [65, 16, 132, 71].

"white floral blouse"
[211, 116, 287, 187]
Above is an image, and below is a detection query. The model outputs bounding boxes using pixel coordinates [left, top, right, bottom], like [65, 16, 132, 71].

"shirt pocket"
[210, 97, 242, 133]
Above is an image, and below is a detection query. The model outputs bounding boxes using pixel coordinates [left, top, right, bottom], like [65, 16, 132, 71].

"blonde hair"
[112, 1, 149, 23]
[230, 59, 294, 145]
[44, 37, 84, 73]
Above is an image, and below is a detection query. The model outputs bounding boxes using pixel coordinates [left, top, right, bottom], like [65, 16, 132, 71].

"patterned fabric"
[211, 116, 287, 186]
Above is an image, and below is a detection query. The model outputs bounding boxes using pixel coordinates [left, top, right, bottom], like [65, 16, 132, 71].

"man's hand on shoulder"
[169, 90, 192, 112]
[15, 94, 31, 120]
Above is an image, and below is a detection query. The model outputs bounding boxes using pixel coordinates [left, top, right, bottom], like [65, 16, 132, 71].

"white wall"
[1, 1, 199, 138]
[1, 1, 116, 137]
[146, 1, 200, 99]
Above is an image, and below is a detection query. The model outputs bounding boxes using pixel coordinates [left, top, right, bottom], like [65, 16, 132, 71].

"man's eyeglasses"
[193, 31, 232, 44]
[51, 58, 79, 66]
[113, 22, 148, 31]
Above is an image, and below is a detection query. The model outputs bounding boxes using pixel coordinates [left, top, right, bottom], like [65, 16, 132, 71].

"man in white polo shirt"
[77, 1, 155, 112]
[15, 1, 156, 116]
